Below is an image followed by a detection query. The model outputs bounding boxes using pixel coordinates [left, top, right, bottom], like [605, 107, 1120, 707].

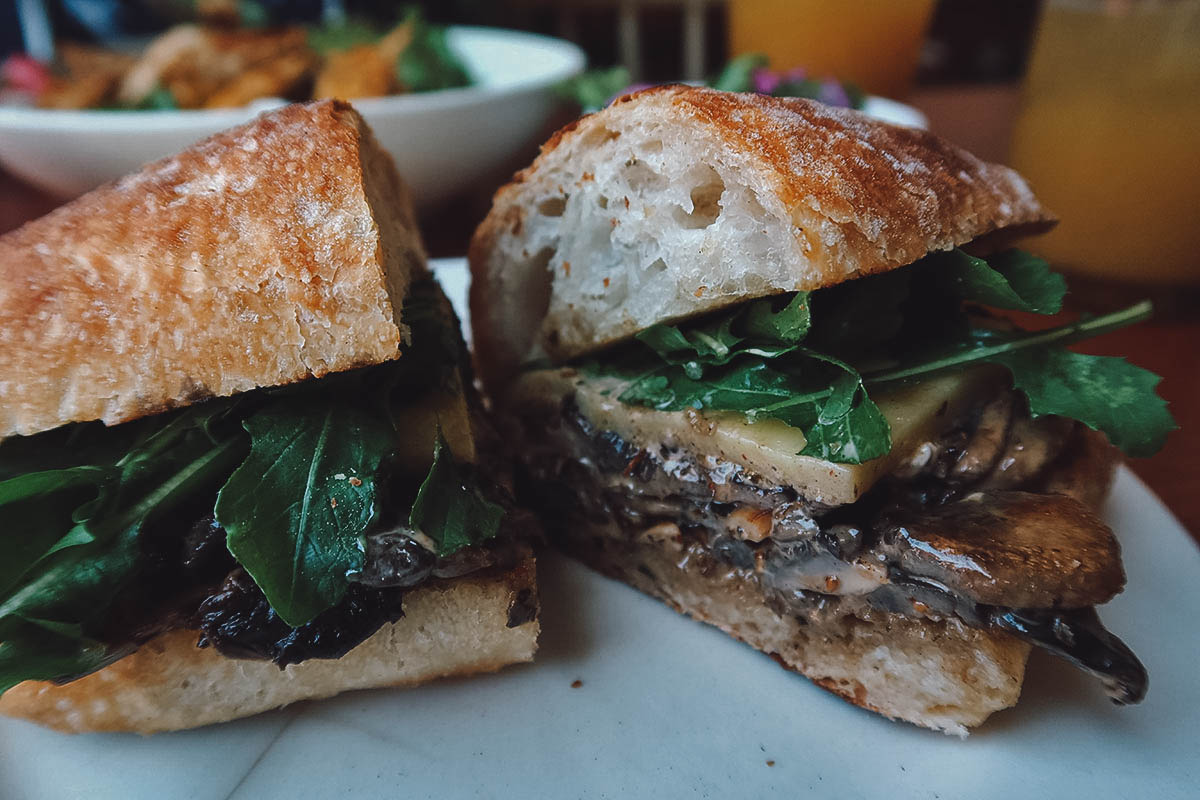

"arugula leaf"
[992, 348, 1174, 458]
[586, 247, 1172, 463]
[636, 317, 743, 378]
[799, 391, 891, 464]
[410, 433, 504, 557]
[0, 620, 121, 695]
[556, 67, 631, 113]
[0, 411, 244, 693]
[0, 468, 110, 597]
[236, 1, 270, 29]
[708, 53, 864, 108]
[602, 347, 890, 464]
[217, 402, 394, 628]
[756, 353, 891, 464]
[0, 419, 154, 481]
[395, 9, 471, 93]
[0, 278, 484, 691]
[743, 292, 811, 344]
[711, 53, 769, 92]
[1, 432, 242, 625]
[0, 521, 142, 637]
[611, 358, 790, 413]
[934, 248, 1066, 314]
[306, 18, 381, 54]
[132, 86, 178, 111]
[982, 250, 1067, 314]
[863, 301, 1155, 385]
[633, 292, 810, 381]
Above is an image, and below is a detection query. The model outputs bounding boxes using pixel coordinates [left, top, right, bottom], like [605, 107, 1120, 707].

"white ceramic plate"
[1, 259, 1194, 800]
[0, 27, 585, 206]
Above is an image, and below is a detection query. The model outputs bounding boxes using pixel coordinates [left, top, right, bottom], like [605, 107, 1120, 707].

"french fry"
[312, 45, 396, 100]
[204, 49, 317, 108]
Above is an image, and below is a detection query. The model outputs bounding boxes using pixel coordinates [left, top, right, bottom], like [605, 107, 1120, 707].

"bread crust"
[469, 85, 1055, 391]
[572, 527, 1028, 737]
[0, 99, 425, 439]
[0, 559, 538, 734]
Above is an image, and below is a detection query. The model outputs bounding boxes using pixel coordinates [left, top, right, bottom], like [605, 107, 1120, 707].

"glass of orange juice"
[1008, 0, 1200, 289]
[726, 0, 936, 98]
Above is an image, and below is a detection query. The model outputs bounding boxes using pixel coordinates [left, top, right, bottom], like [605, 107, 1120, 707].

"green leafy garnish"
[216, 402, 394, 627]
[236, 0, 270, 29]
[585, 249, 1174, 463]
[559, 53, 865, 114]
[0, 279, 503, 691]
[556, 67, 632, 114]
[935, 248, 1066, 314]
[994, 347, 1173, 458]
[0, 621, 119, 695]
[0, 403, 246, 693]
[711, 52, 865, 108]
[744, 292, 811, 344]
[133, 86, 179, 111]
[395, 9, 471, 93]
[101, 84, 179, 112]
[590, 292, 892, 464]
[410, 432, 505, 558]
[306, 8, 471, 93]
[306, 18, 382, 55]
[711, 53, 769, 92]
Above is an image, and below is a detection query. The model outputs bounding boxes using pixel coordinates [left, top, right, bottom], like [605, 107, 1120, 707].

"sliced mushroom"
[881, 490, 1125, 609]
[991, 607, 1147, 704]
[977, 414, 1076, 490]
[950, 391, 1013, 480]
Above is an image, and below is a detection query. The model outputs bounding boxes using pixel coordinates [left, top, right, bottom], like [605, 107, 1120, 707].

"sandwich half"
[0, 100, 538, 734]
[469, 86, 1174, 735]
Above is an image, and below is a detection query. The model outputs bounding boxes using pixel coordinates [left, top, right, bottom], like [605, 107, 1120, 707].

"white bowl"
[0, 26, 585, 207]
[859, 95, 928, 129]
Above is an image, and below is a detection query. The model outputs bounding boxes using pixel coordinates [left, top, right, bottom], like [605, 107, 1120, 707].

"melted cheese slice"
[389, 290, 477, 473]
[509, 367, 1002, 506]
[391, 371, 476, 473]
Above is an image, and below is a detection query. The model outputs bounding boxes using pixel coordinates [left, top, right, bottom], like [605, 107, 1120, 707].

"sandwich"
[468, 86, 1174, 735]
[0, 100, 538, 734]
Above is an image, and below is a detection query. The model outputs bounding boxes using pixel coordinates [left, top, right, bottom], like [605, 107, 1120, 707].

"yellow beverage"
[727, 0, 935, 98]
[1008, 1, 1200, 285]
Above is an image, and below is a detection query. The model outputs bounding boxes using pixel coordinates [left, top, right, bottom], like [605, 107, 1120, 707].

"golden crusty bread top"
[0, 99, 425, 439]
[469, 85, 1054, 393]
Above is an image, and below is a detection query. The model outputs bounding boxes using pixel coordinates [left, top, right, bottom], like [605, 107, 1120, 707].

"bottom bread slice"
[0, 559, 538, 734]
[578, 536, 1029, 737]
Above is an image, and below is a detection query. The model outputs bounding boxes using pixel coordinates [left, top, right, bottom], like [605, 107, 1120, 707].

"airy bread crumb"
[469, 85, 1054, 392]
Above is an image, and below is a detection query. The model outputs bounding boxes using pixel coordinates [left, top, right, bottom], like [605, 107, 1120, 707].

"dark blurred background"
[1, 0, 1043, 87]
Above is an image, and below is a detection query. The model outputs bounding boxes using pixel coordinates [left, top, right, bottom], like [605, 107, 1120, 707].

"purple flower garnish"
[752, 68, 781, 94]
[817, 80, 852, 108]
[784, 66, 808, 82]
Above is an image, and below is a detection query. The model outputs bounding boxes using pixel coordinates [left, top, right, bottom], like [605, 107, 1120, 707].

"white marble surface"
[2, 261, 1195, 799]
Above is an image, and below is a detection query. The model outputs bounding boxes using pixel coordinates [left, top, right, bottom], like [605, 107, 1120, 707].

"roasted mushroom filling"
[516, 391, 1147, 703]
[97, 470, 533, 669]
